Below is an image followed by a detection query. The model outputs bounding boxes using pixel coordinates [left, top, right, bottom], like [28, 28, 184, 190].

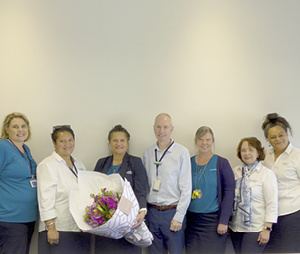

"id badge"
[30, 179, 37, 188]
[153, 179, 161, 191]
[191, 189, 202, 199]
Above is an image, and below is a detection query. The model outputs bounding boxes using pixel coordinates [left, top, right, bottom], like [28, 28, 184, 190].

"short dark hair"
[237, 137, 265, 162]
[262, 113, 292, 140]
[108, 125, 130, 141]
[51, 125, 75, 143]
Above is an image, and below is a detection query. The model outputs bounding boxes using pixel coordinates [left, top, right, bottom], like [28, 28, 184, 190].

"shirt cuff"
[139, 208, 147, 215]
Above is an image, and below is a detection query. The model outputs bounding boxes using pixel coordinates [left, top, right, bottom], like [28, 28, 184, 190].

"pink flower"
[83, 189, 121, 227]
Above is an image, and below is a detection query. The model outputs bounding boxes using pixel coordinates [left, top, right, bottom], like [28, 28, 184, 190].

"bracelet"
[46, 221, 55, 230]
[264, 226, 272, 232]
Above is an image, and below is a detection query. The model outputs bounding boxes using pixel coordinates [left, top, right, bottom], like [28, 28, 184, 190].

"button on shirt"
[229, 162, 278, 232]
[143, 141, 192, 223]
[37, 151, 86, 232]
[263, 143, 300, 216]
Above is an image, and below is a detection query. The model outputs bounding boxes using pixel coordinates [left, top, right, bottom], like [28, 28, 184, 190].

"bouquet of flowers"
[84, 189, 121, 227]
[69, 171, 153, 247]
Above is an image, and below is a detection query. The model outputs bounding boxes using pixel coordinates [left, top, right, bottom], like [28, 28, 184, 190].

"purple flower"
[84, 188, 121, 227]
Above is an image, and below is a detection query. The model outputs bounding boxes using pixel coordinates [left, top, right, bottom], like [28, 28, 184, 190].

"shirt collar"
[155, 139, 174, 152]
[284, 143, 293, 155]
[255, 161, 263, 172]
[270, 142, 293, 156]
[52, 151, 77, 163]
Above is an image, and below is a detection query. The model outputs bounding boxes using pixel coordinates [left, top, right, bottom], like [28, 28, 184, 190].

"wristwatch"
[264, 226, 272, 231]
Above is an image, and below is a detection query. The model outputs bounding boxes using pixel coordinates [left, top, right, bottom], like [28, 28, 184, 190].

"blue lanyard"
[68, 157, 78, 178]
[8, 139, 34, 179]
[154, 141, 174, 176]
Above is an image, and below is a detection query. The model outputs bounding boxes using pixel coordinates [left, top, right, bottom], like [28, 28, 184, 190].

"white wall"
[1, 1, 300, 252]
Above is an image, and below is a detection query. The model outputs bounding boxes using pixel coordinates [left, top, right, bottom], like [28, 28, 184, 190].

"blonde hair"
[1, 112, 31, 141]
[194, 126, 214, 143]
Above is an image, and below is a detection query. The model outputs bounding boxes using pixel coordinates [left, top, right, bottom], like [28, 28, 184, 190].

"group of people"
[0, 112, 299, 254]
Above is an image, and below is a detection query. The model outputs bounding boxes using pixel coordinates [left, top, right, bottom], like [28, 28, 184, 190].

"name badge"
[153, 179, 161, 191]
[30, 179, 37, 188]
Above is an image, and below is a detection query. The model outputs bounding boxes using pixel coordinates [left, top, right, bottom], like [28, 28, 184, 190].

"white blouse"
[229, 162, 278, 232]
[263, 143, 300, 216]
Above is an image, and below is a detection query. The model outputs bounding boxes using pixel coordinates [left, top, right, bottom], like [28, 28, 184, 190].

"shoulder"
[126, 154, 143, 163]
[94, 155, 112, 171]
[233, 164, 242, 173]
[172, 142, 190, 156]
[216, 155, 230, 166]
[96, 155, 111, 164]
[173, 142, 188, 151]
[144, 143, 156, 151]
[264, 148, 274, 157]
[289, 144, 300, 155]
[0, 140, 7, 153]
[143, 143, 156, 156]
[0, 139, 10, 150]
[259, 163, 276, 176]
[38, 153, 57, 167]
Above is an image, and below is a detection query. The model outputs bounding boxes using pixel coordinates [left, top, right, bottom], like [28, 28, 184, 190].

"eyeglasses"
[241, 137, 258, 141]
[52, 125, 71, 131]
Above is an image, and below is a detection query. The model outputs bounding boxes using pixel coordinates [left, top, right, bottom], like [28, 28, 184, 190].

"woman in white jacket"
[37, 125, 90, 254]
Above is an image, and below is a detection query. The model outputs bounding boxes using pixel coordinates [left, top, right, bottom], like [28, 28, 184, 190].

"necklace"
[191, 155, 213, 199]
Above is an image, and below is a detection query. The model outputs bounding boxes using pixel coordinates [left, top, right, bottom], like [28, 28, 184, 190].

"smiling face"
[109, 131, 128, 157]
[53, 131, 75, 159]
[196, 132, 214, 155]
[240, 141, 259, 165]
[5, 117, 29, 144]
[267, 125, 289, 153]
[153, 115, 174, 144]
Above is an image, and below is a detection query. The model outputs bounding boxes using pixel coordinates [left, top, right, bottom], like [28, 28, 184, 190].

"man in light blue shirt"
[143, 113, 192, 254]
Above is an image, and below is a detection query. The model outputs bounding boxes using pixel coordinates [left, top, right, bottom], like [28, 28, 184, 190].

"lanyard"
[68, 157, 78, 178]
[8, 139, 34, 179]
[154, 141, 174, 176]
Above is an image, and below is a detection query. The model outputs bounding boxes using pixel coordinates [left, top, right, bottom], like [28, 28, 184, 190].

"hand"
[131, 210, 146, 229]
[47, 227, 59, 245]
[258, 230, 270, 246]
[170, 219, 182, 232]
[217, 223, 228, 235]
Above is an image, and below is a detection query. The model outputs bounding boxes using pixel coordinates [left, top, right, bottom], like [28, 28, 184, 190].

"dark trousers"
[146, 205, 186, 254]
[95, 236, 141, 254]
[229, 230, 265, 254]
[38, 230, 91, 254]
[185, 211, 227, 254]
[0, 221, 35, 254]
[264, 209, 300, 253]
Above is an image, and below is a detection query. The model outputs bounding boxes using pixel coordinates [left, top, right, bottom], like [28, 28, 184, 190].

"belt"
[151, 204, 177, 211]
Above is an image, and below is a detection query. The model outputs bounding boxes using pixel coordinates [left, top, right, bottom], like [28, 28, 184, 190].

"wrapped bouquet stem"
[69, 171, 153, 247]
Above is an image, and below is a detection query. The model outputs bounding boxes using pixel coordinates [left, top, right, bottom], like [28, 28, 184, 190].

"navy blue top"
[94, 153, 148, 209]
